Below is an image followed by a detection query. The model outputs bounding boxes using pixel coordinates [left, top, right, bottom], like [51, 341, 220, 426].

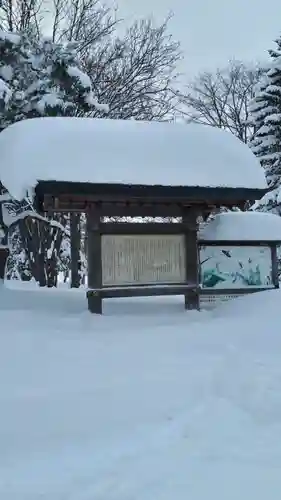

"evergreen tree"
[250, 37, 281, 190]
[0, 31, 108, 129]
[0, 29, 107, 285]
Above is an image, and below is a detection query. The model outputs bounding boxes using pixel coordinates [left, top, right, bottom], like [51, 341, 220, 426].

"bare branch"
[54, 0, 119, 52]
[50, 0, 67, 42]
[83, 16, 182, 121]
[0, 0, 43, 35]
[178, 60, 265, 143]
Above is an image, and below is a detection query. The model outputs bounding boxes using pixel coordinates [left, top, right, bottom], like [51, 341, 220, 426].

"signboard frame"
[101, 233, 186, 286]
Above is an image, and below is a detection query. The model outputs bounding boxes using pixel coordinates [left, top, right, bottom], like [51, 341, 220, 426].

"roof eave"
[35, 181, 268, 205]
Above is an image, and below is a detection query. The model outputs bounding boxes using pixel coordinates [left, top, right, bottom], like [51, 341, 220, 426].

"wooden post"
[271, 244, 279, 288]
[70, 212, 81, 288]
[182, 208, 200, 310]
[86, 206, 102, 314]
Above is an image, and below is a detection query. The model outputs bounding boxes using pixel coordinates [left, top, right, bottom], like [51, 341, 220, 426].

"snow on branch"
[0, 192, 12, 202]
[1, 197, 70, 236]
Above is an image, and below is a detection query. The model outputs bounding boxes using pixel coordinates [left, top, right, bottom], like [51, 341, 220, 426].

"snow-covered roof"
[199, 212, 281, 242]
[0, 117, 267, 200]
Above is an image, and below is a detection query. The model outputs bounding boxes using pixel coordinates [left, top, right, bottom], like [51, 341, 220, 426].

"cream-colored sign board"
[102, 234, 185, 286]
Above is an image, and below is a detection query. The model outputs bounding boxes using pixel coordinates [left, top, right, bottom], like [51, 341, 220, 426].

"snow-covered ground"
[1, 282, 281, 499]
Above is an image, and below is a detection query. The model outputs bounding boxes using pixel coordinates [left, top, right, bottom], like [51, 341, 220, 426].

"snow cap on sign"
[199, 211, 281, 242]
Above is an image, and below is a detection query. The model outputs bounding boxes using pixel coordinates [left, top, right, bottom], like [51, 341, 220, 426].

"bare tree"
[49, 0, 118, 52]
[0, 0, 118, 46]
[0, 0, 42, 34]
[177, 60, 264, 143]
[83, 17, 182, 121]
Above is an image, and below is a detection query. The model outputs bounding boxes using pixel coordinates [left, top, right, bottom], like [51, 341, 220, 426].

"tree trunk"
[0, 247, 9, 283]
[18, 217, 63, 287]
[46, 252, 58, 287]
[70, 212, 81, 288]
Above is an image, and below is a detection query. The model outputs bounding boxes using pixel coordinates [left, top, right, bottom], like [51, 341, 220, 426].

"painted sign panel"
[200, 245, 273, 289]
[102, 234, 185, 286]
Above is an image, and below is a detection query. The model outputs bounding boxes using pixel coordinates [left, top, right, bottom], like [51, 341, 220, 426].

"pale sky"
[114, 0, 281, 78]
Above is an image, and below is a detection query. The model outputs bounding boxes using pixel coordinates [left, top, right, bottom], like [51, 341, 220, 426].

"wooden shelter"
[0, 117, 268, 313]
[35, 181, 267, 314]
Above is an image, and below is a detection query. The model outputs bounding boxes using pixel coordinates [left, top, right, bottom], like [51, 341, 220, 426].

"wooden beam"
[43, 196, 185, 217]
[41, 191, 255, 215]
[99, 222, 186, 235]
[88, 284, 198, 299]
[100, 203, 183, 217]
[199, 240, 278, 247]
[87, 207, 102, 314]
[200, 287, 274, 295]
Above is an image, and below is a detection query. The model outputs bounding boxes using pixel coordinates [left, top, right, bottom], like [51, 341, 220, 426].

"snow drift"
[0, 283, 281, 500]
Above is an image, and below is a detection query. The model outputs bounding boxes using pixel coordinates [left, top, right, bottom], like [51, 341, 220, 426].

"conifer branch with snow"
[250, 36, 281, 214]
